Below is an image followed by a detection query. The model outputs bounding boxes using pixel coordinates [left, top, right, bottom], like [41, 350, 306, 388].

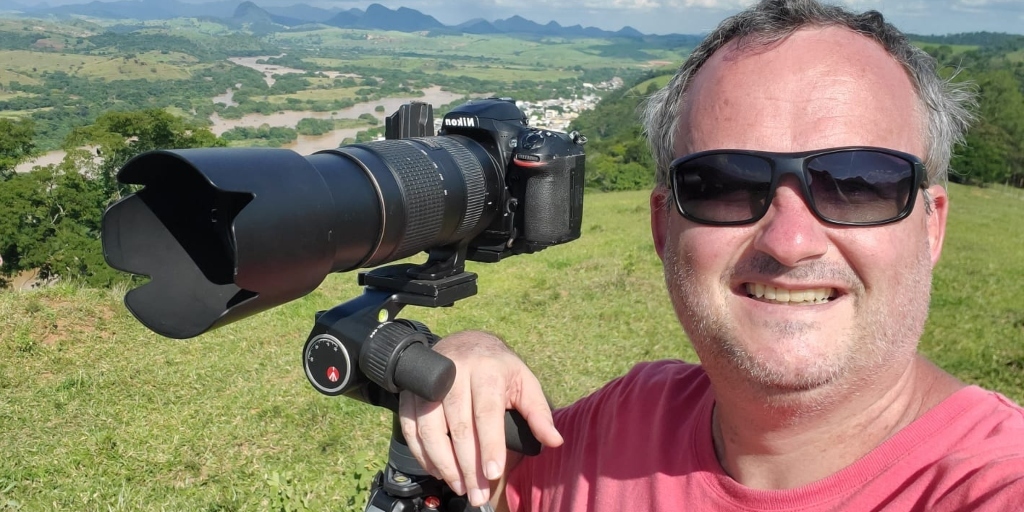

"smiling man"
[398, 1, 1024, 510]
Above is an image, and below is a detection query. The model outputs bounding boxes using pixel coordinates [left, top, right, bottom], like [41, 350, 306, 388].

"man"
[399, 0, 1024, 510]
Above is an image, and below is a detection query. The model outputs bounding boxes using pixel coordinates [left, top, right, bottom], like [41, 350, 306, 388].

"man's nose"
[751, 177, 830, 267]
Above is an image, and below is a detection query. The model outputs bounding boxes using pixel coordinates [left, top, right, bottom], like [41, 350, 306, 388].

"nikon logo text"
[444, 117, 477, 128]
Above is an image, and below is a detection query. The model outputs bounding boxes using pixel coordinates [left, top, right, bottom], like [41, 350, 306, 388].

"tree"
[0, 117, 35, 179]
[2, 110, 225, 288]
[65, 109, 225, 201]
[950, 70, 1024, 186]
[0, 156, 115, 287]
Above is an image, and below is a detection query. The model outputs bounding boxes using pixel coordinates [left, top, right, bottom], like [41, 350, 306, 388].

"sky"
[10, 0, 1024, 36]
[412, 0, 1024, 36]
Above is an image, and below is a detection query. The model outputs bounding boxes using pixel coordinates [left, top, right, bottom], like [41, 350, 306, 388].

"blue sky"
[11, 0, 1024, 36]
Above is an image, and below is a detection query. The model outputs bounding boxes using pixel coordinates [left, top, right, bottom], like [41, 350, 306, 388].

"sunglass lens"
[806, 151, 915, 224]
[675, 154, 772, 223]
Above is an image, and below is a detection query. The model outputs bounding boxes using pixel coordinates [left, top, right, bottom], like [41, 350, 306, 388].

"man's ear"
[651, 186, 671, 261]
[926, 185, 948, 267]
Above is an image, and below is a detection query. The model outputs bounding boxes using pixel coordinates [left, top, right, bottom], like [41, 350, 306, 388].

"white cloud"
[955, 0, 1022, 6]
[659, 0, 755, 9]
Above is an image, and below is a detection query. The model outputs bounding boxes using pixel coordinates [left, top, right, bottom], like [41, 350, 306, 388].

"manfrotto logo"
[444, 117, 478, 128]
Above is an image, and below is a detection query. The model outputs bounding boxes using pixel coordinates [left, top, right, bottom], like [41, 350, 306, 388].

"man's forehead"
[676, 26, 925, 156]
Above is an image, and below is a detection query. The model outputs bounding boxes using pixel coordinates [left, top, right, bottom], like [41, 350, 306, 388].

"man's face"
[651, 27, 948, 399]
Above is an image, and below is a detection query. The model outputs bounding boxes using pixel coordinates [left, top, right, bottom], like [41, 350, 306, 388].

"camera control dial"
[303, 334, 353, 396]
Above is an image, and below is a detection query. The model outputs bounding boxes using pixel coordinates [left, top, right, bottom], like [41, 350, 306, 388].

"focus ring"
[433, 137, 486, 240]
[370, 140, 446, 258]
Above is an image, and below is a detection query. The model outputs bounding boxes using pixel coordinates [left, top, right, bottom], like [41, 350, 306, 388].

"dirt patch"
[10, 290, 120, 346]
[10, 269, 52, 290]
[32, 38, 65, 51]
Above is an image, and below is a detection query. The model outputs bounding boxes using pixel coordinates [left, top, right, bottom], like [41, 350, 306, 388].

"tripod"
[302, 256, 540, 511]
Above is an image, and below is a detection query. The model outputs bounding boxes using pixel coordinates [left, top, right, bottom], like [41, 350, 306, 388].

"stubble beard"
[663, 239, 934, 411]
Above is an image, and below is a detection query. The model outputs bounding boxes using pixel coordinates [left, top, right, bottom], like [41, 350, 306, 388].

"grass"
[0, 50, 195, 82]
[630, 73, 674, 94]
[1, 183, 1022, 510]
[302, 55, 580, 82]
[914, 42, 979, 54]
[0, 90, 35, 101]
[270, 30, 663, 70]
[0, 64, 43, 86]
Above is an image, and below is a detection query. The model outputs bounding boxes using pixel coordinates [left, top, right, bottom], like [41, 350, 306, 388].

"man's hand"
[398, 331, 563, 507]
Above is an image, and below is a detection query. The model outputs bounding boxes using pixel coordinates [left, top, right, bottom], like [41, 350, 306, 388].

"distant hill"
[18, 0, 241, 19]
[230, 1, 305, 31]
[13, 0, 652, 39]
[324, 4, 445, 32]
[910, 31, 1024, 48]
[19, 1, 1017, 44]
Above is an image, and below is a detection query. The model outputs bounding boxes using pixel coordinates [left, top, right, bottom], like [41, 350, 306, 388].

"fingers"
[399, 391, 461, 489]
[471, 367, 511, 482]
[449, 378, 490, 505]
[398, 331, 559, 508]
[400, 383, 491, 504]
[513, 370, 564, 449]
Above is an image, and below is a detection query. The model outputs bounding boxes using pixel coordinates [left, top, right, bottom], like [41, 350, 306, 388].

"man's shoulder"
[910, 386, 1024, 508]
[945, 386, 1024, 437]
[556, 360, 711, 419]
[606, 359, 709, 396]
[905, 385, 1024, 462]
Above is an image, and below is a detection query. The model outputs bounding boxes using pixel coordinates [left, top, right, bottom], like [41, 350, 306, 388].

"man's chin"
[721, 349, 849, 396]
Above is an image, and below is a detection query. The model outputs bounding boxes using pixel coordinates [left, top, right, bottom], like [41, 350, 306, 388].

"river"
[208, 85, 468, 155]
[15, 56, 470, 172]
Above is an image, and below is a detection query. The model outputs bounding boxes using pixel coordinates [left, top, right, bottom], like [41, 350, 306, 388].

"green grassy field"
[269, 30, 670, 70]
[1, 184, 1022, 510]
[914, 42, 980, 54]
[0, 49, 195, 82]
[264, 87, 362, 104]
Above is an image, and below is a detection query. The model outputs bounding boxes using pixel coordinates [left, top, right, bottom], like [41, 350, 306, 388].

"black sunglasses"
[668, 146, 927, 226]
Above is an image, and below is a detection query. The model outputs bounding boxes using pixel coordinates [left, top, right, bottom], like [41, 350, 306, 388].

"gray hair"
[641, 0, 976, 189]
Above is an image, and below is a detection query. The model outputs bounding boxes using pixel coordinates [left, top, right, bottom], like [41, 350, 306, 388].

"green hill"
[1, 184, 1022, 509]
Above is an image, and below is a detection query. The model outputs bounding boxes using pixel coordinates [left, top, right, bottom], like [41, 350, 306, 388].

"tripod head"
[302, 249, 540, 511]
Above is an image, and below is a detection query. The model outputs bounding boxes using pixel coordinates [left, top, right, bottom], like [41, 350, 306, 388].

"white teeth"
[745, 284, 834, 304]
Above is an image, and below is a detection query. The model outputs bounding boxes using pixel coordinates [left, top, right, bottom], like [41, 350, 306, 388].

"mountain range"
[7, 0, 654, 39]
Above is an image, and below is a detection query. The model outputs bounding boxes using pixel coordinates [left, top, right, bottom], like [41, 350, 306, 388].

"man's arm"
[398, 331, 563, 508]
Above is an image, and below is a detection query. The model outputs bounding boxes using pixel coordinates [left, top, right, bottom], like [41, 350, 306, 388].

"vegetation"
[0, 11, 1022, 511]
[0, 117, 34, 179]
[570, 75, 660, 191]
[0, 62, 266, 150]
[1, 110, 223, 287]
[570, 35, 1024, 191]
[221, 124, 298, 146]
[928, 41, 1024, 187]
[1, 184, 1022, 510]
[1, 16, 667, 151]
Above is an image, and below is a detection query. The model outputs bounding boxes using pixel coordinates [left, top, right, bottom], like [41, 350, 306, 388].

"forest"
[576, 33, 1024, 192]
[2, 22, 1023, 289]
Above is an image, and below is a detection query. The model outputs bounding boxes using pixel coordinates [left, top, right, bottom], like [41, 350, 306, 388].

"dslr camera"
[102, 98, 587, 339]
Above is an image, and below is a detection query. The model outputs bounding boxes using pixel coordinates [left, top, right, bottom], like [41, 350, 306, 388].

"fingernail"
[485, 460, 501, 479]
[451, 480, 465, 495]
[469, 488, 486, 506]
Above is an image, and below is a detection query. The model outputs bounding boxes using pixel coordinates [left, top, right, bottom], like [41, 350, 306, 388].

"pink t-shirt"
[506, 360, 1024, 511]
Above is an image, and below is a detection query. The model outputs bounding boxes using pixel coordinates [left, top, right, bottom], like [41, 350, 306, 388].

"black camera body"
[432, 98, 586, 261]
[101, 98, 586, 339]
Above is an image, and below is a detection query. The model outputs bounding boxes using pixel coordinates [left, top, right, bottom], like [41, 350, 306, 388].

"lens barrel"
[102, 136, 503, 339]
